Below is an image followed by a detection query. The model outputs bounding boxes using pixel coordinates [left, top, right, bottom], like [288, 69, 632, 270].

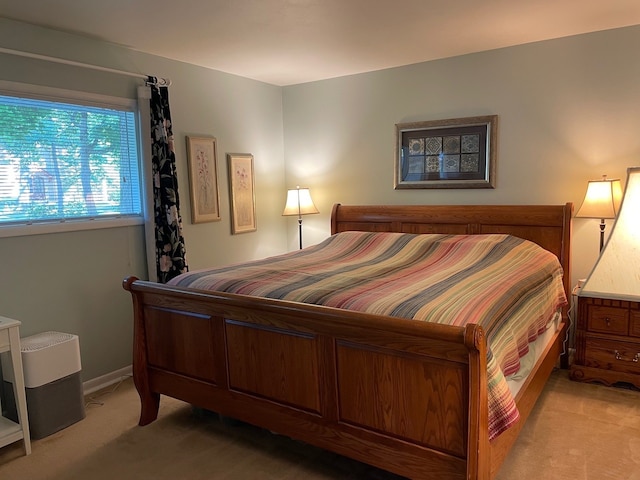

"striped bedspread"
[169, 231, 567, 440]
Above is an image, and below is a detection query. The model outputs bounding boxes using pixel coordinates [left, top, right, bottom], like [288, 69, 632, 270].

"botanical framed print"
[394, 115, 497, 189]
[186, 135, 221, 223]
[227, 153, 257, 234]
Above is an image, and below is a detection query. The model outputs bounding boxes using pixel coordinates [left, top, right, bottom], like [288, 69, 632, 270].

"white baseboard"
[83, 365, 132, 396]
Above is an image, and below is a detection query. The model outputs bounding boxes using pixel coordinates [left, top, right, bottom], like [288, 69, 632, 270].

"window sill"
[0, 216, 144, 238]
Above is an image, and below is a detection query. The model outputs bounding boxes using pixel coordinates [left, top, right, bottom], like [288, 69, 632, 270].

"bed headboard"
[331, 203, 573, 299]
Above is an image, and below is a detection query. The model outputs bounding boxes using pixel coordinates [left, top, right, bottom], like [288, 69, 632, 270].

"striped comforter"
[168, 231, 567, 440]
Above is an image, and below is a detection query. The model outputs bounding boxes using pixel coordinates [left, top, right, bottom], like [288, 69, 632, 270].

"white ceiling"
[2, 0, 640, 86]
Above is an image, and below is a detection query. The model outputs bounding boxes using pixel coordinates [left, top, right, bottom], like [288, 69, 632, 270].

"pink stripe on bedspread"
[169, 231, 567, 440]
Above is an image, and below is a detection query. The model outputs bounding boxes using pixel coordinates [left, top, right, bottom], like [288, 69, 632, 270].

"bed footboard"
[123, 276, 491, 480]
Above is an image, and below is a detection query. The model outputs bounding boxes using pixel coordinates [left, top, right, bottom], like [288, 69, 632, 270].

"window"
[0, 83, 143, 236]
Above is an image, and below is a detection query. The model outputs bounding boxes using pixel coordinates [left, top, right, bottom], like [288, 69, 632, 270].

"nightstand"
[0, 316, 31, 455]
[570, 296, 640, 388]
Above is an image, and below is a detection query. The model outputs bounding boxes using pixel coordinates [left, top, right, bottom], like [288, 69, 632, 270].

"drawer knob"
[605, 317, 611, 327]
[614, 350, 640, 363]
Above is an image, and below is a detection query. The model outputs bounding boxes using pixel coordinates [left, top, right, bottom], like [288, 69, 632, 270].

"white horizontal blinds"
[0, 93, 142, 226]
[120, 109, 142, 217]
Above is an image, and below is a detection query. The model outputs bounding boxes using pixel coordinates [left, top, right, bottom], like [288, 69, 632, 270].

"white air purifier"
[2, 331, 85, 439]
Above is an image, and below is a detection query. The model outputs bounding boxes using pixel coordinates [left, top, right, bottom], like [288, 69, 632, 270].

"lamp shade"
[575, 176, 623, 219]
[580, 167, 640, 301]
[282, 187, 319, 217]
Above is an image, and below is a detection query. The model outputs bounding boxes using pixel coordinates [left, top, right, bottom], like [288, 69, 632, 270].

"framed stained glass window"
[394, 115, 497, 189]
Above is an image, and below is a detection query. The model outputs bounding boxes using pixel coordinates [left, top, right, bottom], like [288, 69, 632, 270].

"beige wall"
[2, 17, 639, 381]
[282, 25, 640, 287]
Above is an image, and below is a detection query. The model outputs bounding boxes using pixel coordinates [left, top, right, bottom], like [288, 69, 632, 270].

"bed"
[123, 203, 572, 480]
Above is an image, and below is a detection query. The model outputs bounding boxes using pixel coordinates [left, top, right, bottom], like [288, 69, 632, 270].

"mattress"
[506, 311, 561, 398]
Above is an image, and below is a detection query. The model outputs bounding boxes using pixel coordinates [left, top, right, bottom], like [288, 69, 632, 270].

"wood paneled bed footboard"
[123, 203, 572, 480]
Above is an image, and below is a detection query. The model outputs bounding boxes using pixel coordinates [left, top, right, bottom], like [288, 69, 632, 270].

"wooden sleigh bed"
[123, 203, 572, 480]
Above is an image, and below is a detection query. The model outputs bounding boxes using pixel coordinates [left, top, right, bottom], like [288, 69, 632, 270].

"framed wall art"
[394, 115, 497, 189]
[185, 135, 221, 223]
[227, 153, 257, 234]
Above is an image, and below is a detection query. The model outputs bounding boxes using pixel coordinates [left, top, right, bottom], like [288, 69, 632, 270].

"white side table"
[0, 316, 31, 455]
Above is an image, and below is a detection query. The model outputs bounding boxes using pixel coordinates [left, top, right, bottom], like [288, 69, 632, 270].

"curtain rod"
[0, 46, 171, 86]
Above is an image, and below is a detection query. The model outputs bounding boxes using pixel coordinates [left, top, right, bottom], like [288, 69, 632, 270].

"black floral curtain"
[148, 77, 188, 283]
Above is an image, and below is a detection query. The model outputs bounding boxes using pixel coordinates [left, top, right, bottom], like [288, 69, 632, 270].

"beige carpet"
[1, 369, 639, 480]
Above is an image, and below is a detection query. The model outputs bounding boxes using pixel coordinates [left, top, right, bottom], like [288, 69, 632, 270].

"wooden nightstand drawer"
[587, 306, 628, 336]
[584, 337, 640, 375]
[631, 311, 640, 338]
[571, 297, 640, 389]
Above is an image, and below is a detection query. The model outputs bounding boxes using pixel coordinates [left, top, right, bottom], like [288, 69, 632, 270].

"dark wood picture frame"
[394, 115, 498, 189]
